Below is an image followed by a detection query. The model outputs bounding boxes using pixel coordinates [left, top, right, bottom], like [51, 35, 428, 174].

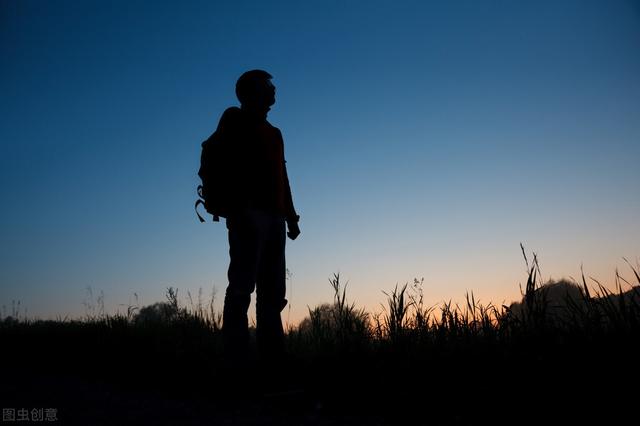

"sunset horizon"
[2, 0, 639, 327]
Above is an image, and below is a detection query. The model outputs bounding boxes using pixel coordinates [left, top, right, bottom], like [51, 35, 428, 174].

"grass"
[1, 249, 639, 425]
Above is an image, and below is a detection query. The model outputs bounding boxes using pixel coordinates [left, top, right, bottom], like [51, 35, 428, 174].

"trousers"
[222, 208, 287, 359]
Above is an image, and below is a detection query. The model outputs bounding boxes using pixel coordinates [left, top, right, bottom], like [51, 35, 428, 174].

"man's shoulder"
[265, 121, 283, 138]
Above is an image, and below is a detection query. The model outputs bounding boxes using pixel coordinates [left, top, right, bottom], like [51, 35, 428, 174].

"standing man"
[215, 70, 300, 363]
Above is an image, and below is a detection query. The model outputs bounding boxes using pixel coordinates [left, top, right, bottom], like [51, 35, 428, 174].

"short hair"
[235, 69, 273, 105]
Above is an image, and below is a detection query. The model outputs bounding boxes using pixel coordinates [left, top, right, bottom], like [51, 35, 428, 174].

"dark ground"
[1, 318, 638, 425]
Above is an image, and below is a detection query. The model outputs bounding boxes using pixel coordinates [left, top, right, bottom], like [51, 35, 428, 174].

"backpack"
[195, 108, 239, 222]
[195, 135, 221, 222]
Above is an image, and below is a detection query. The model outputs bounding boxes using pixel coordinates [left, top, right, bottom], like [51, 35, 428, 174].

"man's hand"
[287, 219, 301, 240]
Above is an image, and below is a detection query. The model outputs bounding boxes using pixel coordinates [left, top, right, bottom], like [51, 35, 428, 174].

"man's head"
[235, 69, 275, 110]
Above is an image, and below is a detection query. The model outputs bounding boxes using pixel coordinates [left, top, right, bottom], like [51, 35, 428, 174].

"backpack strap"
[195, 199, 221, 222]
[195, 184, 220, 223]
[195, 199, 206, 223]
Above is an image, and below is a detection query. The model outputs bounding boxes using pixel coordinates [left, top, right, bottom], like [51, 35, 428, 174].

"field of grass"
[2, 249, 639, 425]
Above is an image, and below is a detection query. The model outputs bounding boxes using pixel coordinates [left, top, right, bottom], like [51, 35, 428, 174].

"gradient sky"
[1, 0, 639, 324]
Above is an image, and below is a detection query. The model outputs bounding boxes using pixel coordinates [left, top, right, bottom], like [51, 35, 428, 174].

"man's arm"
[283, 163, 300, 240]
[279, 129, 300, 240]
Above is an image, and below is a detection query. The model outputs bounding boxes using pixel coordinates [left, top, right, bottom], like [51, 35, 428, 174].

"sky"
[1, 0, 639, 324]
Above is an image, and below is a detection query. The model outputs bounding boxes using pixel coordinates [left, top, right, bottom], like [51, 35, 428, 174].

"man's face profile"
[259, 79, 276, 108]
[246, 78, 275, 109]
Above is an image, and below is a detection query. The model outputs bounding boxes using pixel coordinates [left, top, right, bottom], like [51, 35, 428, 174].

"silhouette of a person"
[218, 70, 300, 364]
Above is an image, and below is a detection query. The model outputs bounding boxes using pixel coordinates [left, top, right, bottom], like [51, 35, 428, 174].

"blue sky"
[1, 0, 639, 322]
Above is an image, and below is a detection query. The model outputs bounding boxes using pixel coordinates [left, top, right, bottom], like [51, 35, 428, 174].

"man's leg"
[255, 214, 287, 360]
[223, 212, 262, 359]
